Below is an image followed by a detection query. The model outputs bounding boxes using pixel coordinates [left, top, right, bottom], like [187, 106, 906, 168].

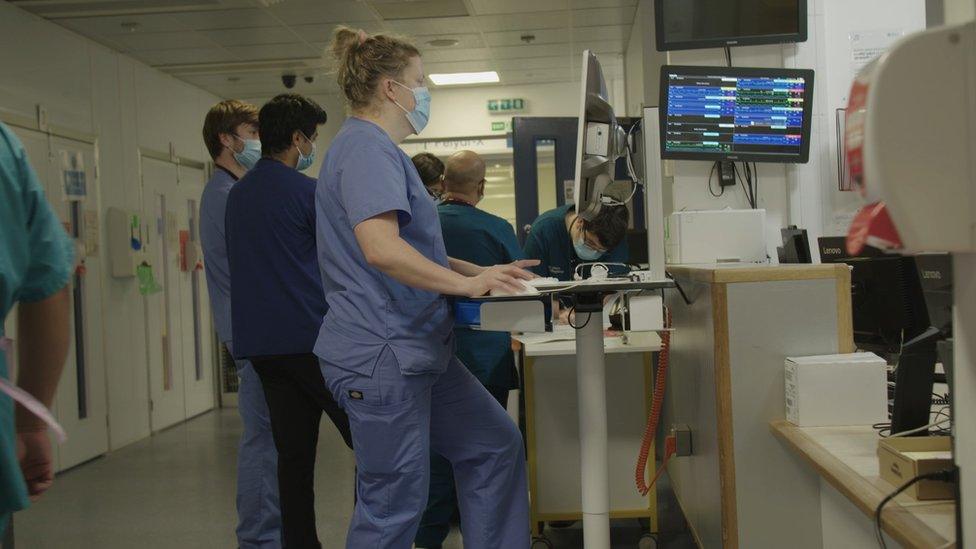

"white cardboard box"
[785, 352, 888, 427]
[665, 209, 767, 264]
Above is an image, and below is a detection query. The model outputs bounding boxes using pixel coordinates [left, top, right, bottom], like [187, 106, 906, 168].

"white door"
[176, 165, 215, 418]
[140, 157, 186, 432]
[9, 127, 109, 470]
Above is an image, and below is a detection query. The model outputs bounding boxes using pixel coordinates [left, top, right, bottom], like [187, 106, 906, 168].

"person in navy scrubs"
[225, 93, 352, 549]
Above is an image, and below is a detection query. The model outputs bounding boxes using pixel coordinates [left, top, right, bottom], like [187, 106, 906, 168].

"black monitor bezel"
[654, 0, 808, 52]
[658, 64, 816, 163]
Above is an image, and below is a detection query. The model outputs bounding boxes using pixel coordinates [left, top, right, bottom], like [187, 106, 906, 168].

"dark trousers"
[414, 385, 510, 549]
[251, 353, 353, 549]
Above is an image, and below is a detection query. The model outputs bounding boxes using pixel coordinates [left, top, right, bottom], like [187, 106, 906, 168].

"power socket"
[672, 424, 693, 457]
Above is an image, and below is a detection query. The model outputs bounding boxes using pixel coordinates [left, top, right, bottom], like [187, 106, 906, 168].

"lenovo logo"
[823, 247, 842, 256]
[922, 270, 943, 280]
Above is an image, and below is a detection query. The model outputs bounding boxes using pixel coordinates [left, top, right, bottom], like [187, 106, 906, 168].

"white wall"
[945, 0, 976, 20]
[0, 0, 221, 450]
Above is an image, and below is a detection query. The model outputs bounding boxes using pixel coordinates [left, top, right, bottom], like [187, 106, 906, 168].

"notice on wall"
[83, 209, 99, 257]
[850, 29, 904, 73]
[60, 150, 87, 200]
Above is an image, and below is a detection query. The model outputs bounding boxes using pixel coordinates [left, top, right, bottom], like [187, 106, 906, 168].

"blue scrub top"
[438, 200, 521, 390]
[0, 122, 74, 527]
[226, 158, 327, 358]
[199, 167, 236, 345]
[314, 117, 453, 377]
[522, 204, 628, 281]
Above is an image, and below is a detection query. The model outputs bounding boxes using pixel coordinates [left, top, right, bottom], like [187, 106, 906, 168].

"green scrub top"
[0, 122, 74, 533]
[522, 204, 628, 281]
[438, 200, 522, 390]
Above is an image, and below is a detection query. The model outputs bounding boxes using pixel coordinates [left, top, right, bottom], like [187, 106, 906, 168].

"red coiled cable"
[636, 307, 672, 496]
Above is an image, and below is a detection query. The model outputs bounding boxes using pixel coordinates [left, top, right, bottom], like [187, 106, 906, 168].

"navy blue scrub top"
[522, 204, 628, 281]
[225, 157, 327, 358]
[438, 200, 521, 390]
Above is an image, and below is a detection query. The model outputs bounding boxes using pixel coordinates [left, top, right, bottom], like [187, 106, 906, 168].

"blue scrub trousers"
[415, 386, 510, 548]
[235, 358, 282, 548]
[321, 350, 529, 549]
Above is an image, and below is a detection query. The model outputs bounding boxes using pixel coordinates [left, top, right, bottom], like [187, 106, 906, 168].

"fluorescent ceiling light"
[429, 71, 499, 86]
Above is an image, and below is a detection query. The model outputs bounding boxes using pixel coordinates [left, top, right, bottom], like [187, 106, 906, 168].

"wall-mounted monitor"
[655, 0, 808, 51]
[658, 65, 815, 163]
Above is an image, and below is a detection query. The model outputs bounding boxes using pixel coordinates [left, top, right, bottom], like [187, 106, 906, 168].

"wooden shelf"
[770, 420, 955, 549]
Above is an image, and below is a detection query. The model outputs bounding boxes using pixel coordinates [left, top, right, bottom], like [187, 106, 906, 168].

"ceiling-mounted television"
[655, 0, 808, 51]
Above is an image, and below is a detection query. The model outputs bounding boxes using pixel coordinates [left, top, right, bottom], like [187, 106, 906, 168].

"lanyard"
[0, 337, 67, 443]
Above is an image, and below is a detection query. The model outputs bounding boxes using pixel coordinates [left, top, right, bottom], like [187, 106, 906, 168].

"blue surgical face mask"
[232, 135, 261, 170]
[573, 220, 604, 260]
[393, 80, 431, 134]
[574, 238, 603, 261]
[296, 132, 316, 171]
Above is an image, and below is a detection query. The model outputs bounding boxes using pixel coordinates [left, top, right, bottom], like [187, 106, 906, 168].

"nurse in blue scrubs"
[316, 27, 534, 548]
[415, 150, 524, 548]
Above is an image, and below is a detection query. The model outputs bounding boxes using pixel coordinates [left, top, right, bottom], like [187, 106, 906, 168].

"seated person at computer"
[523, 203, 629, 281]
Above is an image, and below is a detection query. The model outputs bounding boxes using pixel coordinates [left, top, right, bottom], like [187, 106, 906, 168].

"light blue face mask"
[573, 219, 604, 260]
[232, 135, 261, 170]
[393, 81, 431, 134]
[296, 132, 316, 171]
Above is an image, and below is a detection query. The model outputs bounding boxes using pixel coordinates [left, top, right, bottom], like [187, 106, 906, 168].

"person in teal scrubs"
[523, 203, 630, 282]
[0, 121, 74, 538]
[414, 150, 522, 548]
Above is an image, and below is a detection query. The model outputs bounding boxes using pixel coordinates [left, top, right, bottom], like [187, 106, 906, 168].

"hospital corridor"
[0, 0, 974, 548]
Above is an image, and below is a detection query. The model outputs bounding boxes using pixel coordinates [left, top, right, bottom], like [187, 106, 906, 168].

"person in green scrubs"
[414, 150, 523, 549]
[0, 122, 74, 538]
[523, 202, 630, 282]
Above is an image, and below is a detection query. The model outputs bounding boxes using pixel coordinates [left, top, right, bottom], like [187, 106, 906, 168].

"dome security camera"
[282, 74, 297, 89]
[304, 75, 314, 84]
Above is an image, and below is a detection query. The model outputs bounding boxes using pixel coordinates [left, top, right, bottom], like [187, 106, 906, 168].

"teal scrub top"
[0, 122, 74, 530]
[522, 204, 628, 281]
[438, 200, 522, 390]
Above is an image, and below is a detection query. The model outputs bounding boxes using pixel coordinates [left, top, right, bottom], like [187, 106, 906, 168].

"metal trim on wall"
[0, 108, 97, 145]
[138, 147, 208, 171]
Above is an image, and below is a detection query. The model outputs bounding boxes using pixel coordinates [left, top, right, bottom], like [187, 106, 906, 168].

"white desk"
[513, 330, 662, 546]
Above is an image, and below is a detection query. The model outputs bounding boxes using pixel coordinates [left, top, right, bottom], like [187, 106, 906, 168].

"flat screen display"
[658, 65, 815, 163]
[655, 0, 807, 51]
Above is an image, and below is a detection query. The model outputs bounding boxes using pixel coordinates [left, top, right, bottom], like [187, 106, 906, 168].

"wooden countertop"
[512, 330, 661, 357]
[667, 263, 849, 284]
[770, 420, 955, 548]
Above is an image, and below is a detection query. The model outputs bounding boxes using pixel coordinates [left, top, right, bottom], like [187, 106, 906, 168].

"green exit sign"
[491, 121, 507, 131]
[487, 98, 526, 113]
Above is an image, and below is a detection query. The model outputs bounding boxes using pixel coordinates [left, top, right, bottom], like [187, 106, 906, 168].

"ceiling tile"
[468, 0, 568, 15]
[495, 55, 571, 70]
[498, 67, 575, 84]
[290, 21, 386, 43]
[384, 16, 479, 35]
[569, 6, 637, 28]
[204, 25, 298, 46]
[475, 11, 570, 32]
[419, 47, 492, 63]
[223, 43, 322, 61]
[140, 47, 239, 66]
[268, 2, 379, 25]
[111, 30, 218, 51]
[409, 33, 486, 50]
[57, 13, 187, 35]
[489, 43, 570, 60]
[173, 9, 276, 30]
[483, 24, 628, 47]
[370, 0, 468, 20]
